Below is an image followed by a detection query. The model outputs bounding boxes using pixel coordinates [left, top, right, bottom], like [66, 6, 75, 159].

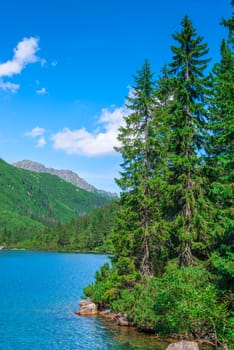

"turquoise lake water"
[0, 250, 169, 350]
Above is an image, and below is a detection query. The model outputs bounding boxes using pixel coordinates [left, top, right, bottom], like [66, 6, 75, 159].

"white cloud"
[36, 136, 46, 148]
[36, 87, 47, 95]
[25, 126, 46, 138]
[51, 104, 128, 156]
[0, 37, 40, 77]
[0, 80, 19, 93]
[24, 126, 46, 148]
[0, 37, 43, 92]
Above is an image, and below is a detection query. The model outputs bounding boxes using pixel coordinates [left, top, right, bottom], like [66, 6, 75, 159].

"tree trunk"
[179, 240, 195, 267]
[179, 168, 195, 266]
[140, 235, 152, 277]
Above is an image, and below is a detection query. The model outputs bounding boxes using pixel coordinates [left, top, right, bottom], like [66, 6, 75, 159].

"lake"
[0, 250, 169, 350]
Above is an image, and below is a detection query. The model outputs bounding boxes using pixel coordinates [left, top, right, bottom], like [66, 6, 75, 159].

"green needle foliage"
[207, 11, 234, 299]
[85, 8, 234, 348]
[165, 15, 213, 267]
[114, 59, 159, 277]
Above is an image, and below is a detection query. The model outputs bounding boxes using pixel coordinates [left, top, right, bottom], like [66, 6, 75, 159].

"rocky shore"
[75, 298, 134, 326]
[75, 299, 208, 350]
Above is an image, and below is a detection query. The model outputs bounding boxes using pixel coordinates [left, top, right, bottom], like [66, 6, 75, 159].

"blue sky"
[0, 0, 232, 193]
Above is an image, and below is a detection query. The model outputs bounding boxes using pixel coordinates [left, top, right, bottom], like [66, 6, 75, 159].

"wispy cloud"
[25, 126, 46, 138]
[24, 126, 47, 148]
[0, 80, 19, 93]
[51, 104, 128, 156]
[0, 37, 43, 93]
[36, 136, 46, 148]
[36, 87, 47, 95]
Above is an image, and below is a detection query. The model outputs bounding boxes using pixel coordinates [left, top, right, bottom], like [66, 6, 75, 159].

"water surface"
[0, 250, 168, 350]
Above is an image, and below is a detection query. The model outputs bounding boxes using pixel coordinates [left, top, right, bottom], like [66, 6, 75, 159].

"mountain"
[0, 158, 111, 245]
[13, 160, 118, 198]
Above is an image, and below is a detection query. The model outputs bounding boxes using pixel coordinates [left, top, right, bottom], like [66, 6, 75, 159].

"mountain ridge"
[0, 158, 111, 245]
[13, 160, 118, 199]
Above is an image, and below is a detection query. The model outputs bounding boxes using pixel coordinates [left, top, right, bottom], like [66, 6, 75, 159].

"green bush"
[111, 283, 144, 318]
[84, 257, 140, 308]
[134, 265, 231, 347]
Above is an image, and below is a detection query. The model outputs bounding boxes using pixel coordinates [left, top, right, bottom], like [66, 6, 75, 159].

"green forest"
[0, 159, 111, 246]
[21, 201, 118, 251]
[84, 9, 234, 350]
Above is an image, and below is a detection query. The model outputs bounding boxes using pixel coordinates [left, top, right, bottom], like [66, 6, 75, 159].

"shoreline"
[75, 299, 215, 349]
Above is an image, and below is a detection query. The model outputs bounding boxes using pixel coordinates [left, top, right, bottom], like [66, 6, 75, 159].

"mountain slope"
[13, 160, 118, 198]
[0, 158, 111, 245]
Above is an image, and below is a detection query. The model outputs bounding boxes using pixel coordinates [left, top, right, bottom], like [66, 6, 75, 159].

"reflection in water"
[93, 316, 169, 350]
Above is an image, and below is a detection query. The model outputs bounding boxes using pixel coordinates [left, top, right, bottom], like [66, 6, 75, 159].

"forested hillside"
[84, 10, 234, 349]
[0, 159, 111, 245]
[21, 201, 118, 251]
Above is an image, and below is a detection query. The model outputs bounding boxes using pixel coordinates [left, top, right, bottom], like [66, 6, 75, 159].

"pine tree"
[165, 16, 212, 266]
[114, 60, 159, 277]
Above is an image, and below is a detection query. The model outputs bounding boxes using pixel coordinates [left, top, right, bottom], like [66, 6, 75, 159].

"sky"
[0, 0, 232, 193]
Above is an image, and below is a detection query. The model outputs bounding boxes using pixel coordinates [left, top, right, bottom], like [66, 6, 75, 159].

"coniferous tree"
[208, 39, 234, 205]
[114, 60, 158, 277]
[207, 10, 234, 294]
[164, 16, 212, 266]
[222, 1, 234, 47]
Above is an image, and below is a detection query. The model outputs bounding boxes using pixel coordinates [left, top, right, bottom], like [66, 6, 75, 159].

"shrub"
[150, 265, 229, 347]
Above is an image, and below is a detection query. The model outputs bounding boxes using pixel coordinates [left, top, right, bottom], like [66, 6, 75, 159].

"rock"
[99, 309, 117, 320]
[75, 299, 98, 315]
[79, 299, 90, 308]
[116, 316, 134, 327]
[166, 341, 199, 350]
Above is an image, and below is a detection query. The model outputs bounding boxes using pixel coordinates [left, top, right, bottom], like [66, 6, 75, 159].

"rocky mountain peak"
[13, 160, 118, 198]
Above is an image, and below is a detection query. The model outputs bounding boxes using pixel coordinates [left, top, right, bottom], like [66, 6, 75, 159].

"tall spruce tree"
[165, 16, 212, 266]
[114, 60, 158, 277]
[207, 9, 234, 293]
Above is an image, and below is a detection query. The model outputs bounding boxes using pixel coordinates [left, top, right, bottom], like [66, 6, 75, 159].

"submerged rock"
[166, 340, 199, 350]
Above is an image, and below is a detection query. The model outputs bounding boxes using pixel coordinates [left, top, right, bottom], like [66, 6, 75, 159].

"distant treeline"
[20, 201, 118, 252]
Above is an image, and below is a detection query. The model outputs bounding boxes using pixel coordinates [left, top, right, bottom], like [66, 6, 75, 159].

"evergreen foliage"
[85, 9, 234, 349]
[135, 266, 230, 347]
[165, 15, 213, 267]
[207, 9, 234, 305]
[26, 201, 118, 251]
